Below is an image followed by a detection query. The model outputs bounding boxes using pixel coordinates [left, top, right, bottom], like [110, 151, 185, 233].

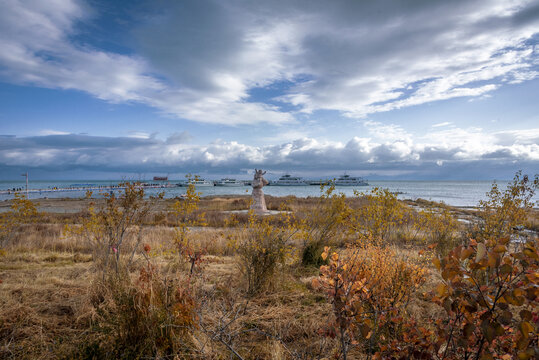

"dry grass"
[3, 195, 533, 359]
[0, 252, 93, 359]
[3, 195, 368, 227]
[525, 208, 539, 232]
[0, 234, 334, 359]
[0, 208, 341, 359]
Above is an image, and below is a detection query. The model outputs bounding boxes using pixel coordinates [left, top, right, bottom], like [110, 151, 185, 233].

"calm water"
[1, 179, 536, 207]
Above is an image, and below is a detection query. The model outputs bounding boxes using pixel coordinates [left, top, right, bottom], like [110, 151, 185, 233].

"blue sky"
[0, 0, 538, 180]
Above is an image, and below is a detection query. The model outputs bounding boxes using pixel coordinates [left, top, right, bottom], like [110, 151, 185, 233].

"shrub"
[69, 181, 206, 358]
[349, 187, 407, 244]
[375, 171, 539, 360]
[301, 183, 350, 266]
[428, 237, 539, 360]
[473, 171, 538, 241]
[171, 179, 207, 274]
[232, 212, 298, 295]
[0, 192, 39, 249]
[64, 182, 161, 276]
[313, 243, 427, 359]
[87, 261, 199, 358]
[416, 206, 461, 256]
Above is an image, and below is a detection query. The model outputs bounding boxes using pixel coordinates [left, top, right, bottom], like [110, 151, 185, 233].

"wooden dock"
[0, 183, 177, 195]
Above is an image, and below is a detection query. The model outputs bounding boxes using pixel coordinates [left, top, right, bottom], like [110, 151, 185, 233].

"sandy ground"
[0, 195, 263, 214]
[0, 197, 187, 214]
[0, 198, 94, 213]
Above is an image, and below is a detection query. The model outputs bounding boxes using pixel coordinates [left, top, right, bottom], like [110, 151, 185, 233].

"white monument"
[251, 169, 269, 214]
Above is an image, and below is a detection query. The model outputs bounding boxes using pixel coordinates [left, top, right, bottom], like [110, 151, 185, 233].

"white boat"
[334, 174, 368, 186]
[309, 180, 330, 186]
[215, 178, 244, 187]
[271, 174, 307, 186]
[188, 179, 214, 187]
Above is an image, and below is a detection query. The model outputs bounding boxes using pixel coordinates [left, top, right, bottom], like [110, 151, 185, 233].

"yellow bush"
[415, 206, 460, 256]
[0, 192, 39, 249]
[171, 178, 207, 274]
[474, 171, 538, 241]
[231, 211, 299, 295]
[63, 182, 159, 276]
[301, 183, 351, 266]
[349, 187, 407, 244]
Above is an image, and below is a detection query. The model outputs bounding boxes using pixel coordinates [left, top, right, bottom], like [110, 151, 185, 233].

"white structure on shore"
[251, 169, 269, 214]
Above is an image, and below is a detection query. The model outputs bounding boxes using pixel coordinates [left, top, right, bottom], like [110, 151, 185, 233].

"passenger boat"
[271, 174, 307, 186]
[215, 178, 244, 186]
[334, 174, 368, 186]
[188, 179, 215, 187]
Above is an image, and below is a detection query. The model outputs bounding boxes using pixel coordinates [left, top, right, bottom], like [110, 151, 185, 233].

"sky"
[0, 0, 538, 180]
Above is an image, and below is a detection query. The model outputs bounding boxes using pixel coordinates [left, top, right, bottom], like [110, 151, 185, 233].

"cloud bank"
[1, 128, 537, 179]
[0, 0, 537, 125]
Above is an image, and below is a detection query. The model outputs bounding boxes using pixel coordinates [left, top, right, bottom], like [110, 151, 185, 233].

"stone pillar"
[251, 169, 269, 214]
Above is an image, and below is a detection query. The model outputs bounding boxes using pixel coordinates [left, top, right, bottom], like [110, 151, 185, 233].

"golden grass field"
[0, 188, 537, 359]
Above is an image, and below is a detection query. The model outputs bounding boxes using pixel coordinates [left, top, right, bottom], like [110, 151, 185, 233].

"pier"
[0, 183, 177, 196]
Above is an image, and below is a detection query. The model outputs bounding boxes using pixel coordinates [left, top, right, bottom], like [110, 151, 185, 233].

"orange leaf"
[488, 253, 498, 268]
[436, 283, 448, 297]
[519, 321, 533, 335]
[461, 248, 474, 260]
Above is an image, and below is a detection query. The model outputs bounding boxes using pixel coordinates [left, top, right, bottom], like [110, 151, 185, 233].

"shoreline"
[1, 194, 481, 214]
[2, 179, 535, 208]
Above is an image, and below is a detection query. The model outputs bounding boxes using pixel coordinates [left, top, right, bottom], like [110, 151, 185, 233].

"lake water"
[1, 179, 536, 207]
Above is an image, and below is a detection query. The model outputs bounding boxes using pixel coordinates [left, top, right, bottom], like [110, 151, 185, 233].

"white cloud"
[1, 127, 537, 177]
[272, 0, 538, 118]
[127, 131, 154, 139]
[363, 120, 412, 143]
[432, 122, 452, 128]
[0, 0, 292, 125]
[0, 0, 537, 125]
[39, 129, 71, 136]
